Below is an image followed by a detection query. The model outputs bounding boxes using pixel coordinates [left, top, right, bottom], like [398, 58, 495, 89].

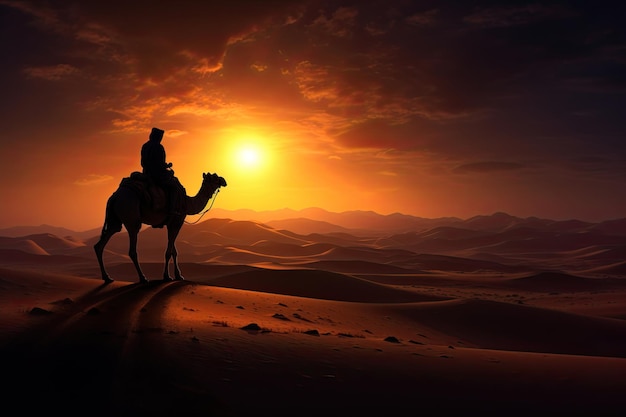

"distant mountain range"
[2, 208, 626, 238]
[210, 208, 626, 236]
[1, 208, 626, 280]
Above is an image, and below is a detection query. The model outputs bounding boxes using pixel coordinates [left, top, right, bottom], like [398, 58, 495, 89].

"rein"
[184, 188, 220, 225]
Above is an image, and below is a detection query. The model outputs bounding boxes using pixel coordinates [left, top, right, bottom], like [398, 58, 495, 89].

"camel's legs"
[126, 222, 148, 283]
[164, 221, 184, 281]
[94, 229, 116, 283]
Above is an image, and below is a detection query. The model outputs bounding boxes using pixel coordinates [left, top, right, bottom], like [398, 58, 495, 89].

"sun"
[216, 129, 275, 181]
[237, 146, 261, 168]
[227, 136, 271, 176]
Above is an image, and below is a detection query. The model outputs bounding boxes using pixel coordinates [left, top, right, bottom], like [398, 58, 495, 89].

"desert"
[3, 2, 626, 416]
[1, 209, 626, 416]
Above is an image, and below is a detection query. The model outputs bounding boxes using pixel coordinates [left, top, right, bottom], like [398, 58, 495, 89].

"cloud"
[23, 64, 79, 80]
[166, 129, 188, 138]
[406, 9, 438, 26]
[454, 161, 524, 174]
[293, 61, 339, 102]
[0, 1, 591, 128]
[463, 4, 572, 28]
[74, 174, 113, 186]
[310, 6, 358, 38]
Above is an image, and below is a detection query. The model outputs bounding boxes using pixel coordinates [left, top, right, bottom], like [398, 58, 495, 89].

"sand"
[2, 215, 626, 416]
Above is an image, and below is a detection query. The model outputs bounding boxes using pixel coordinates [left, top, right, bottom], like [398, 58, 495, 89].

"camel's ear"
[203, 173, 207, 179]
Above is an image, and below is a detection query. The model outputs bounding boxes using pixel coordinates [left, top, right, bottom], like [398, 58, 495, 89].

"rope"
[184, 188, 220, 225]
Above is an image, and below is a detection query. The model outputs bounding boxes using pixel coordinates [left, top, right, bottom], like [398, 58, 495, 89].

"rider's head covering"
[150, 127, 164, 142]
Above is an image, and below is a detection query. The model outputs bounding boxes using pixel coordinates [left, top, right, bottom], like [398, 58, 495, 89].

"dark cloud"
[454, 161, 524, 174]
[4, 0, 303, 77]
[4, 0, 624, 119]
[463, 3, 574, 28]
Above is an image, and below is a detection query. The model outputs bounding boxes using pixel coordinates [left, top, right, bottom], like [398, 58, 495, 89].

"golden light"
[191, 126, 304, 216]
[237, 145, 262, 169]
[217, 129, 275, 181]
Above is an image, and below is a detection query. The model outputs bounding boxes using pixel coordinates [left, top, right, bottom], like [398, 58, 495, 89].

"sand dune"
[266, 217, 353, 235]
[207, 268, 444, 302]
[2, 212, 626, 415]
[378, 298, 626, 357]
[0, 233, 85, 255]
[7, 212, 626, 275]
[584, 261, 626, 275]
[182, 219, 310, 246]
[18, 233, 86, 252]
[295, 259, 419, 274]
[503, 271, 626, 292]
[1, 267, 626, 416]
[0, 248, 89, 266]
[0, 238, 50, 255]
[572, 245, 626, 261]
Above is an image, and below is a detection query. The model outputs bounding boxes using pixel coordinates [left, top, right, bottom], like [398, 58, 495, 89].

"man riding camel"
[141, 127, 182, 223]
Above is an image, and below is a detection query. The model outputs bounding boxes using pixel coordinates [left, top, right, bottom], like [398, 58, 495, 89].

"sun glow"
[237, 145, 262, 168]
[219, 130, 275, 180]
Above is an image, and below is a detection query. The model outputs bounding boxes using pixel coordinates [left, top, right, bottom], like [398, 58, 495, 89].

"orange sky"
[1, 1, 625, 231]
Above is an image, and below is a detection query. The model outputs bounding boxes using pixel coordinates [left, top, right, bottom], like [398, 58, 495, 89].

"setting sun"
[218, 129, 276, 181]
[237, 145, 262, 168]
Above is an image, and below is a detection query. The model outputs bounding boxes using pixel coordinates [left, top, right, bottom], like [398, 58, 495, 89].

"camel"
[94, 171, 227, 283]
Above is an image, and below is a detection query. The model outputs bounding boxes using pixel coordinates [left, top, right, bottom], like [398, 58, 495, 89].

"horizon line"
[1, 207, 624, 233]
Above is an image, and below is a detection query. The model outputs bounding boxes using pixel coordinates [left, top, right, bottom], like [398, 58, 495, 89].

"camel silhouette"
[94, 171, 227, 283]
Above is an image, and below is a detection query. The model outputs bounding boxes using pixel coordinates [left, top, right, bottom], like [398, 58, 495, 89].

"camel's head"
[203, 172, 227, 188]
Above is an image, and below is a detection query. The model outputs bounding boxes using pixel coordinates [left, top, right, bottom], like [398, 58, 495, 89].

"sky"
[1, 0, 625, 231]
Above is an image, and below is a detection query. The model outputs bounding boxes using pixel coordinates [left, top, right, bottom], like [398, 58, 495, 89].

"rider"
[141, 127, 181, 221]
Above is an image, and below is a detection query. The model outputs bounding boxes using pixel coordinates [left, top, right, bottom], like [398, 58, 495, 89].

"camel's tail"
[100, 191, 123, 235]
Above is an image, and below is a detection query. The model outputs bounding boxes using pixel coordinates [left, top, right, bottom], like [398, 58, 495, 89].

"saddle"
[119, 171, 185, 218]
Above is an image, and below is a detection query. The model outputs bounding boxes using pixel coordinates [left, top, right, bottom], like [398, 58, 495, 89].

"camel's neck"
[185, 181, 219, 215]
